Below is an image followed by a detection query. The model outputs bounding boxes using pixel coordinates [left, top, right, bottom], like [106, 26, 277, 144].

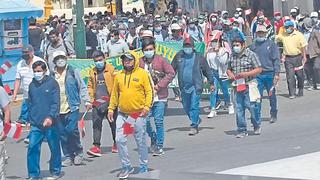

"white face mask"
[34, 72, 44, 81]
[56, 58, 67, 68]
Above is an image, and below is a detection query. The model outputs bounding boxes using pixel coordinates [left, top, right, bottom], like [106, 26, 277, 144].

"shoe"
[87, 146, 102, 157]
[111, 143, 118, 153]
[118, 166, 134, 179]
[61, 157, 73, 167]
[289, 95, 296, 99]
[253, 126, 261, 135]
[46, 175, 60, 180]
[228, 104, 235, 114]
[215, 101, 222, 110]
[236, 132, 248, 138]
[270, 117, 277, 123]
[138, 165, 148, 174]
[24, 138, 30, 144]
[153, 147, 164, 156]
[174, 97, 181, 101]
[207, 110, 217, 118]
[74, 153, 84, 165]
[188, 127, 199, 136]
[307, 86, 313, 91]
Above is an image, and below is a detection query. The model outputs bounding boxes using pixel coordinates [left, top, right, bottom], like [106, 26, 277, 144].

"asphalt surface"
[5, 72, 320, 180]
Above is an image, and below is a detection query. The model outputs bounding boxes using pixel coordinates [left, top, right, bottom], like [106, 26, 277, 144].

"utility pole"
[72, 0, 87, 58]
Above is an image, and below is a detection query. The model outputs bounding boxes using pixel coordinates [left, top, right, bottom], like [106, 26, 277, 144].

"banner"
[122, 0, 145, 14]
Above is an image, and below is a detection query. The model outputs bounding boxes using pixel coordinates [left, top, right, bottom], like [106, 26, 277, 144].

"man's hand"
[12, 95, 17, 102]
[154, 85, 159, 91]
[108, 111, 114, 122]
[140, 109, 149, 117]
[85, 104, 92, 111]
[274, 74, 280, 85]
[43, 118, 53, 127]
[302, 56, 307, 66]
[210, 85, 215, 92]
[236, 72, 249, 79]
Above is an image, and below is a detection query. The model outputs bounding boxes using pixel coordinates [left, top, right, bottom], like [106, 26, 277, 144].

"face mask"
[286, 28, 294, 34]
[119, 30, 126, 35]
[275, 16, 281, 21]
[22, 54, 30, 61]
[92, 29, 97, 34]
[211, 42, 218, 48]
[111, 37, 117, 43]
[144, 50, 155, 59]
[255, 37, 267, 42]
[56, 58, 67, 68]
[148, 27, 154, 31]
[211, 18, 217, 23]
[155, 27, 162, 32]
[189, 24, 195, 29]
[34, 72, 44, 81]
[233, 26, 238, 30]
[199, 20, 204, 24]
[94, 61, 105, 70]
[183, 47, 193, 55]
[233, 46, 242, 54]
[312, 17, 318, 23]
[234, 14, 240, 18]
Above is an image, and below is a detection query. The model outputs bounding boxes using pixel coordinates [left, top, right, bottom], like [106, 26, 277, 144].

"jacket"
[108, 52, 154, 114]
[139, 55, 175, 100]
[51, 65, 91, 112]
[28, 76, 60, 127]
[87, 64, 115, 102]
[171, 50, 214, 94]
[307, 28, 320, 59]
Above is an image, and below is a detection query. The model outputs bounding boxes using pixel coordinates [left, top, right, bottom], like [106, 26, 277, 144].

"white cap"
[128, 18, 134, 23]
[290, 8, 297, 13]
[52, 51, 67, 62]
[236, 8, 242, 11]
[141, 30, 153, 38]
[171, 23, 181, 30]
[222, 10, 228, 15]
[155, 15, 161, 18]
[311, 11, 319, 18]
[256, 25, 268, 32]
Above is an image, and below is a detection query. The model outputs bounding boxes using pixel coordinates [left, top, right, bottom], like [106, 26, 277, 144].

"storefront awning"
[0, 0, 43, 20]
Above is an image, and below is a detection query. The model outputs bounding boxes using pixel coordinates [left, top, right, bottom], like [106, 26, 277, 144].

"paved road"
[5, 73, 320, 180]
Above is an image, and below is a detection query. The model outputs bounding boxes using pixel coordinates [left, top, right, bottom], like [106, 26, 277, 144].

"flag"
[92, 96, 110, 107]
[3, 85, 11, 95]
[1, 122, 22, 140]
[123, 112, 140, 135]
[0, 61, 12, 75]
[79, 110, 89, 138]
[245, 9, 252, 15]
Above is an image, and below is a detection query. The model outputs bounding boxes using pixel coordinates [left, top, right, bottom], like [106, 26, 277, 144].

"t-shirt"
[105, 39, 129, 57]
[182, 54, 195, 93]
[15, 56, 48, 99]
[95, 70, 109, 100]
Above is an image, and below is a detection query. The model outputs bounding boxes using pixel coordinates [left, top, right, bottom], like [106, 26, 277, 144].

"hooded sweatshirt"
[108, 52, 154, 114]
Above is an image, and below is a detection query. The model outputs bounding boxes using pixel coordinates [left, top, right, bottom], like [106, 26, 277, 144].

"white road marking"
[217, 151, 320, 180]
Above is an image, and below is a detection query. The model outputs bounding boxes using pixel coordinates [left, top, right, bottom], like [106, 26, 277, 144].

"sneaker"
[138, 165, 148, 174]
[118, 166, 134, 179]
[153, 147, 165, 156]
[46, 175, 60, 180]
[228, 105, 235, 114]
[74, 153, 84, 165]
[188, 127, 199, 136]
[207, 110, 217, 118]
[61, 157, 73, 167]
[236, 132, 248, 138]
[253, 126, 262, 135]
[24, 138, 30, 144]
[289, 95, 296, 99]
[111, 143, 118, 153]
[270, 117, 277, 123]
[87, 146, 102, 157]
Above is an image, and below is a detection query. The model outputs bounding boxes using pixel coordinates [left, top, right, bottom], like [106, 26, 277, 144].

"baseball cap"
[120, 53, 135, 61]
[311, 11, 319, 18]
[284, 20, 294, 27]
[141, 30, 153, 38]
[290, 8, 297, 13]
[256, 25, 268, 32]
[52, 51, 67, 62]
[22, 45, 34, 52]
[171, 23, 181, 30]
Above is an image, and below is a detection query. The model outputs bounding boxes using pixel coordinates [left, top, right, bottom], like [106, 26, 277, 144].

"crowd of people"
[1, 1, 320, 179]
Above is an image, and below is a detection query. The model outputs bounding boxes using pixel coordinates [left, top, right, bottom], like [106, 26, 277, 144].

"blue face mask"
[183, 47, 193, 55]
[286, 28, 294, 34]
[94, 61, 105, 70]
[34, 72, 44, 81]
[255, 37, 267, 43]
[233, 46, 242, 54]
[144, 50, 155, 59]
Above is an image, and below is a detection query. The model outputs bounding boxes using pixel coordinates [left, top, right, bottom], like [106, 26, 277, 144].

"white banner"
[122, 0, 145, 13]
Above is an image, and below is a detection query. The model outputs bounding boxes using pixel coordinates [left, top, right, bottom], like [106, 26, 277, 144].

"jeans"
[181, 89, 201, 128]
[92, 107, 117, 147]
[19, 99, 29, 123]
[116, 113, 148, 169]
[284, 56, 305, 96]
[235, 89, 260, 132]
[209, 71, 231, 109]
[27, 125, 61, 178]
[146, 101, 167, 148]
[58, 110, 83, 158]
[256, 72, 278, 119]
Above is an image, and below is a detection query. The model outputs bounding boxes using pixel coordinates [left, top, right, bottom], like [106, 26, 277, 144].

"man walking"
[108, 52, 153, 179]
[250, 25, 281, 123]
[52, 51, 91, 166]
[171, 37, 214, 136]
[86, 50, 118, 157]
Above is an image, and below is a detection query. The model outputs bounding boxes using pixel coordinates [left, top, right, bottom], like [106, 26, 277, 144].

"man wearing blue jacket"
[250, 25, 281, 123]
[171, 37, 214, 136]
[52, 51, 91, 167]
[27, 60, 61, 179]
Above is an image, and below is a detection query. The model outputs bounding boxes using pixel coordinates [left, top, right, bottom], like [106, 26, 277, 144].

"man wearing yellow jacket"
[108, 52, 153, 179]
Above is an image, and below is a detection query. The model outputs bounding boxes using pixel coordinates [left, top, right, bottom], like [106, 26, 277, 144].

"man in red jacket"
[139, 39, 175, 156]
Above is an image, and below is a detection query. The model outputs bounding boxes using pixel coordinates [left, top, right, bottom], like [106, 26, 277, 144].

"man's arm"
[47, 80, 60, 122]
[143, 73, 154, 113]
[157, 59, 175, 88]
[200, 55, 214, 85]
[87, 69, 95, 102]
[12, 79, 21, 101]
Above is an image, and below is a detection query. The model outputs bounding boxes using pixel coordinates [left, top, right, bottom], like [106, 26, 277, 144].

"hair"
[92, 50, 105, 59]
[110, 29, 119, 36]
[49, 29, 59, 36]
[142, 38, 156, 50]
[32, 61, 47, 71]
[232, 38, 245, 45]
